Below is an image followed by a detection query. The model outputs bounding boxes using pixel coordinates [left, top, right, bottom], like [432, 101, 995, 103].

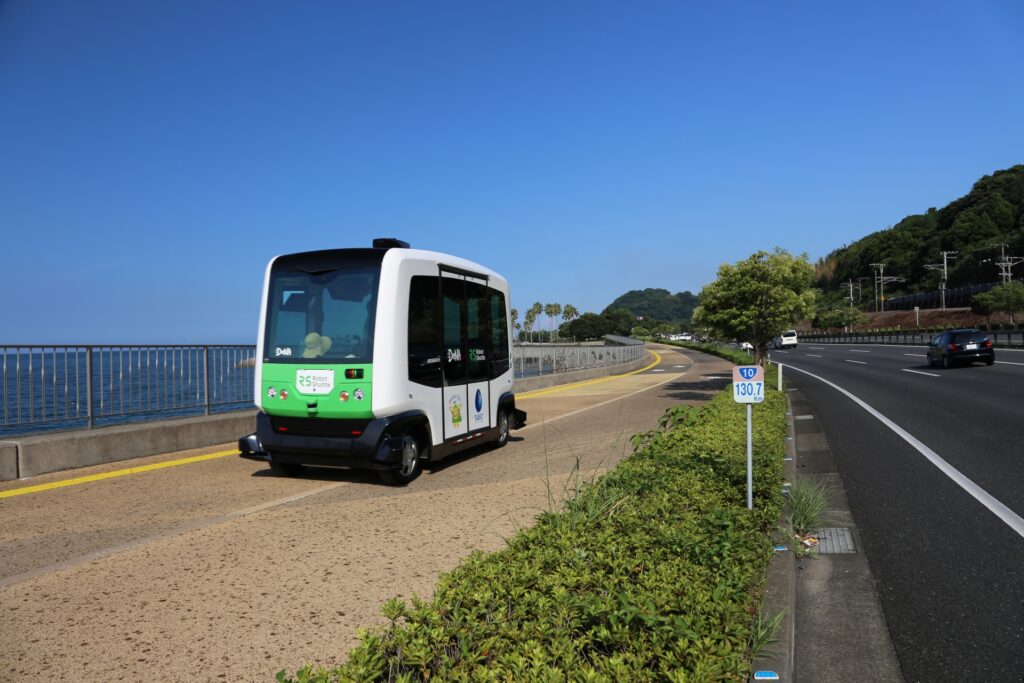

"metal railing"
[1, 345, 256, 436]
[801, 330, 1024, 347]
[512, 341, 645, 378]
[1, 340, 646, 437]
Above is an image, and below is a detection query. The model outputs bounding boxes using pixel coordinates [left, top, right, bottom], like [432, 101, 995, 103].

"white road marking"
[780, 363, 1024, 540]
[773, 350, 790, 354]
[996, 361, 1024, 366]
[844, 359, 867, 365]
[808, 346, 826, 350]
[904, 353, 926, 357]
[848, 349, 872, 353]
[651, 369, 666, 372]
[902, 368, 940, 378]
[807, 354, 823, 358]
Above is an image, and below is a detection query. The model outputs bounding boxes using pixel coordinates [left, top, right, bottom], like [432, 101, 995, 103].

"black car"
[926, 329, 995, 368]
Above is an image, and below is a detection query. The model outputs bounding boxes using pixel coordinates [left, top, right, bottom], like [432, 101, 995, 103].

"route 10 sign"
[732, 365, 765, 404]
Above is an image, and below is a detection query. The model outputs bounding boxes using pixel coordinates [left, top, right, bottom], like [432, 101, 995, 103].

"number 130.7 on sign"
[732, 365, 765, 404]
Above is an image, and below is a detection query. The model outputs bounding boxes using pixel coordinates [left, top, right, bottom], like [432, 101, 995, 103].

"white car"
[777, 330, 798, 349]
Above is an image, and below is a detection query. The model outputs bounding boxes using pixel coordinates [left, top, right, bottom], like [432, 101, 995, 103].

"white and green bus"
[239, 239, 526, 484]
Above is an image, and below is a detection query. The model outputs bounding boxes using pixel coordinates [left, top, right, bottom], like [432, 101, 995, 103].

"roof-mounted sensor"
[372, 238, 410, 249]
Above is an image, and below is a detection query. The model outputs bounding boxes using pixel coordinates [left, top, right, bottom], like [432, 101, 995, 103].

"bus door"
[441, 271, 492, 441]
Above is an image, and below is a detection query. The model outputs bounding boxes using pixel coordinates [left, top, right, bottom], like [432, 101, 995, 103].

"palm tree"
[560, 304, 580, 342]
[544, 303, 562, 342]
[528, 302, 543, 343]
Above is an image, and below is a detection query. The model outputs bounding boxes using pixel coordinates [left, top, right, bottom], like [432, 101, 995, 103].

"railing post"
[203, 346, 211, 416]
[86, 347, 94, 429]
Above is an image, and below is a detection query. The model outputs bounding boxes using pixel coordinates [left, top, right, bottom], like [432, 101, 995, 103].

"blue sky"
[2, 1, 1022, 343]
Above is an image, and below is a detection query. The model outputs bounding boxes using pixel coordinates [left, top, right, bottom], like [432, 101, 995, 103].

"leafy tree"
[561, 304, 579, 325]
[603, 308, 636, 336]
[971, 290, 997, 327]
[563, 313, 608, 340]
[694, 249, 816, 363]
[979, 281, 1024, 326]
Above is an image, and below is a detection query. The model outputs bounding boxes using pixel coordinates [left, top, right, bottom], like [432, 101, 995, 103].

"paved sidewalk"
[752, 386, 904, 682]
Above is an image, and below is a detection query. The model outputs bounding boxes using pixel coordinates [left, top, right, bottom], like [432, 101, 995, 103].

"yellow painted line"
[0, 449, 238, 500]
[518, 350, 663, 400]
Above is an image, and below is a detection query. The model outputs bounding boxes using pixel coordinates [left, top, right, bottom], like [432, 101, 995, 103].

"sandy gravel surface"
[0, 347, 732, 681]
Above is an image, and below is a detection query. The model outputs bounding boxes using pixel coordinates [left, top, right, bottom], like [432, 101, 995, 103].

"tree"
[526, 302, 543, 342]
[564, 313, 608, 340]
[562, 304, 579, 325]
[981, 281, 1024, 326]
[544, 303, 562, 341]
[603, 308, 635, 336]
[694, 249, 816, 363]
[971, 290, 997, 327]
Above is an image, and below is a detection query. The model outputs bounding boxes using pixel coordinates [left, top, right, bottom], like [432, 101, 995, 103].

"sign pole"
[732, 364, 764, 511]
[746, 403, 753, 510]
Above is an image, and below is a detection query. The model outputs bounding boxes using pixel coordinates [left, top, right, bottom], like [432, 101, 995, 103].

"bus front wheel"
[379, 435, 423, 486]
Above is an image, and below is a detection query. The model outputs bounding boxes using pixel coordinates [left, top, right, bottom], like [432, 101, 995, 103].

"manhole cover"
[809, 527, 856, 554]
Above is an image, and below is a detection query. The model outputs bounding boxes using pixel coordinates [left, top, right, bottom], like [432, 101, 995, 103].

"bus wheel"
[495, 410, 510, 448]
[269, 458, 303, 477]
[379, 435, 422, 486]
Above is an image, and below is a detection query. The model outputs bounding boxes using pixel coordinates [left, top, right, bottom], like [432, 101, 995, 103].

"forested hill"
[602, 288, 698, 325]
[816, 165, 1024, 294]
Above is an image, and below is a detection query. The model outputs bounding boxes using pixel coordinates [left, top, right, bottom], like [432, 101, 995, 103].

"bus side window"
[466, 281, 490, 383]
[408, 276, 443, 387]
[489, 289, 510, 379]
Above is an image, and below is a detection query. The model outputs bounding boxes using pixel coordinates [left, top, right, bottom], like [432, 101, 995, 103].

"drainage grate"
[810, 527, 856, 554]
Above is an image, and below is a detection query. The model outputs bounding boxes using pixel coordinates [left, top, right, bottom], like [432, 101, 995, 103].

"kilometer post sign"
[732, 365, 764, 403]
[733, 365, 764, 509]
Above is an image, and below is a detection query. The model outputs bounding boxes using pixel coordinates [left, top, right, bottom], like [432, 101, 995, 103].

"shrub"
[278, 378, 788, 683]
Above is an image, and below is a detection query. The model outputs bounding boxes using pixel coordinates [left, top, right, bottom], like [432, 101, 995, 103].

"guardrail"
[2, 340, 646, 436]
[801, 330, 1024, 347]
[1, 345, 256, 437]
[513, 341, 645, 378]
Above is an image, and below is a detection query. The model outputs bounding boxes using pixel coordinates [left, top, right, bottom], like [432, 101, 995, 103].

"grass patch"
[786, 479, 829, 536]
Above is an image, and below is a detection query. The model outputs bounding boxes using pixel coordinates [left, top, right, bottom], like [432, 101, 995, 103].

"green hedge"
[279, 375, 787, 682]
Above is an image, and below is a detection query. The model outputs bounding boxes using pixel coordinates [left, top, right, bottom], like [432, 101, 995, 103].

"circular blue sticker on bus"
[475, 389, 483, 412]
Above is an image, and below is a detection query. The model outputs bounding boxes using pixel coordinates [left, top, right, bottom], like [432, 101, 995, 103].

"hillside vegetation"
[602, 288, 698, 326]
[815, 165, 1024, 296]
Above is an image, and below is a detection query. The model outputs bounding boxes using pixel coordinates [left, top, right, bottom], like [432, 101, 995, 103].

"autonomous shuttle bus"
[239, 239, 526, 484]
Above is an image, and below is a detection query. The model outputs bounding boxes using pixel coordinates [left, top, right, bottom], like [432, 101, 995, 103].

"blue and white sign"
[732, 365, 765, 404]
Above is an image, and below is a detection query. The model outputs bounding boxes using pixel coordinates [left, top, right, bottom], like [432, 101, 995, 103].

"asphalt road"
[769, 343, 1024, 682]
[0, 345, 733, 682]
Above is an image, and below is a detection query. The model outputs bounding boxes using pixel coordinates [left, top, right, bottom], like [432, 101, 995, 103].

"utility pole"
[992, 243, 1024, 284]
[870, 262, 904, 312]
[924, 250, 958, 309]
[870, 263, 882, 312]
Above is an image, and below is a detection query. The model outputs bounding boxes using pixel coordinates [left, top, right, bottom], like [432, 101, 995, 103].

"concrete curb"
[749, 392, 797, 682]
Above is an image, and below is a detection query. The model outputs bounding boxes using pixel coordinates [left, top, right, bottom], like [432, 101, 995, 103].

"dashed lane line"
[902, 368, 941, 378]
[844, 359, 868, 365]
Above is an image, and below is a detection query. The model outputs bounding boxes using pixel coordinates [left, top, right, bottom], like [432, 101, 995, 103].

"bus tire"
[379, 435, 423, 486]
[495, 409, 510, 448]
[269, 458, 303, 477]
